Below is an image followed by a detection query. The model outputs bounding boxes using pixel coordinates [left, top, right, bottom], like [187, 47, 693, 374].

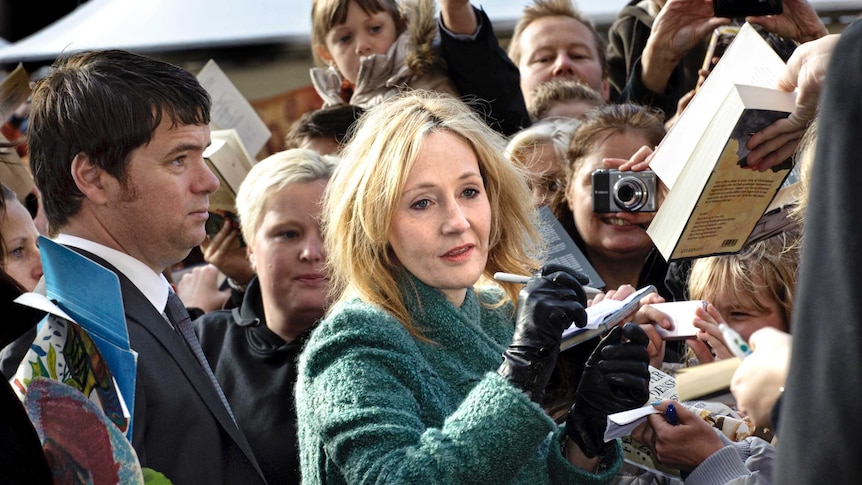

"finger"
[599, 344, 650, 364]
[621, 321, 650, 346]
[616, 145, 654, 172]
[749, 130, 802, 166]
[753, 140, 802, 172]
[608, 284, 636, 301]
[746, 118, 800, 159]
[686, 338, 714, 364]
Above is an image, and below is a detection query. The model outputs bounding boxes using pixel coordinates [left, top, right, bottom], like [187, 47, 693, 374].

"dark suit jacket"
[76, 249, 267, 484]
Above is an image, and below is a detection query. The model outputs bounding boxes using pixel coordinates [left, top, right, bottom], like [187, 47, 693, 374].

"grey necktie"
[164, 291, 236, 424]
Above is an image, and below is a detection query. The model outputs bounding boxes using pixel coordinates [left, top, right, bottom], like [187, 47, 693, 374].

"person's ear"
[247, 250, 256, 272]
[70, 153, 110, 205]
[314, 44, 335, 68]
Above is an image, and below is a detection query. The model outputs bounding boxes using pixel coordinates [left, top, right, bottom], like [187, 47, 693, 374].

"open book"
[204, 128, 256, 225]
[647, 84, 795, 261]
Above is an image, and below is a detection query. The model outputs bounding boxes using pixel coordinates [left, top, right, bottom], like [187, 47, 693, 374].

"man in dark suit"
[27, 49, 266, 484]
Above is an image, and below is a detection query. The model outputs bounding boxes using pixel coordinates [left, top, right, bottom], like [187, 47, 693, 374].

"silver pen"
[493, 272, 602, 296]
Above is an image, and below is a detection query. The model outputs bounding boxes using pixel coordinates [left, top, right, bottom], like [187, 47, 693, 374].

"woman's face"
[567, 131, 655, 260]
[522, 140, 563, 208]
[250, 180, 329, 328]
[389, 131, 491, 307]
[1, 198, 42, 291]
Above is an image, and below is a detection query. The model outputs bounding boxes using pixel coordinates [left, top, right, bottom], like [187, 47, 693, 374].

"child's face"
[318, 0, 399, 85]
[711, 272, 789, 341]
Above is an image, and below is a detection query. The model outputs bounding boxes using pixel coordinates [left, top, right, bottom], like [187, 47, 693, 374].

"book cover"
[647, 84, 795, 261]
[536, 206, 604, 289]
[12, 237, 138, 440]
[675, 357, 742, 401]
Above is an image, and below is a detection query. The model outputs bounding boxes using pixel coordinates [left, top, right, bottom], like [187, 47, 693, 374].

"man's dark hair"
[28, 49, 211, 230]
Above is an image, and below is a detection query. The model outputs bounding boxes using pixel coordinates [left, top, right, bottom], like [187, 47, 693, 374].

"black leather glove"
[566, 322, 650, 458]
[498, 264, 588, 403]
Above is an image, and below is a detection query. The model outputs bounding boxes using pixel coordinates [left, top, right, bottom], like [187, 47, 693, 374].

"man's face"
[101, 118, 218, 272]
[517, 15, 609, 109]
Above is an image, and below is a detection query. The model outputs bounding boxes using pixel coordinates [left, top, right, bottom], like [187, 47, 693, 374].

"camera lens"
[613, 177, 648, 211]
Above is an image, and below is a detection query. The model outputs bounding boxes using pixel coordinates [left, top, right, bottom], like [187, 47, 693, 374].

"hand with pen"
[497, 264, 588, 403]
[631, 400, 725, 471]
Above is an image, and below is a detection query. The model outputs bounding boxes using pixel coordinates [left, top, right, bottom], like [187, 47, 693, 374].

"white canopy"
[0, 0, 857, 65]
[0, 0, 631, 64]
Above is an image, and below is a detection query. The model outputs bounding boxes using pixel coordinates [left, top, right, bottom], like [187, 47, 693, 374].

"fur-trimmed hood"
[310, 0, 458, 108]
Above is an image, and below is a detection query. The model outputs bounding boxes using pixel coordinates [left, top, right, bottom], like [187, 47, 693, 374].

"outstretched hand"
[745, 33, 839, 171]
[640, 0, 730, 94]
[746, 0, 828, 43]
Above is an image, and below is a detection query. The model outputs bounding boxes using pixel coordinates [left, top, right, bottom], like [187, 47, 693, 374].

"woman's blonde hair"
[236, 148, 338, 247]
[505, 116, 581, 167]
[324, 90, 541, 337]
[688, 228, 801, 330]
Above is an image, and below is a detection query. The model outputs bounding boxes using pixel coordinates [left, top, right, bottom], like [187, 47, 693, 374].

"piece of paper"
[605, 405, 661, 441]
[649, 301, 706, 339]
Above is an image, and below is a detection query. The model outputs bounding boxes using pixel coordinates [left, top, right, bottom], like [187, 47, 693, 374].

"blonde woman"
[193, 149, 337, 485]
[296, 91, 651, 484]
[505, 117, 580, 208]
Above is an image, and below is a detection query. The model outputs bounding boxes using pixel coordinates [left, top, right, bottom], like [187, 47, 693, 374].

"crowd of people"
[0, 0, 857, 483]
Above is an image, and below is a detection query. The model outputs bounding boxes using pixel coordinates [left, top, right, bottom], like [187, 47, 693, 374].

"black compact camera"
[714, 0, 782, 18]
[205, 210, 246, 247]
[592, 169, 658, 213]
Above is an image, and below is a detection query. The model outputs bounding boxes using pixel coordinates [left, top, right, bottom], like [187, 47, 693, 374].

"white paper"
[605, 406, 660, 441]
[197, 59, 271, 157]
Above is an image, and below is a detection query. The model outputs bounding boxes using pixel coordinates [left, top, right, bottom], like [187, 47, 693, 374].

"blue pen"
[665, 403, 679, 425]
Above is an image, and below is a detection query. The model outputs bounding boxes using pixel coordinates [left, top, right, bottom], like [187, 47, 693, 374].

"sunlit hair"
[236, 149, 338, 248]
[789, 117, 818, 225]
[548, 103, 665, 228]
[528, 79, 605, 121]
[688, 228, 801, 331]
[507, 0, 608, 77]
[311, 0, 406, 66]
[324, 90, 541, 337]
[505, 117, 580, 169]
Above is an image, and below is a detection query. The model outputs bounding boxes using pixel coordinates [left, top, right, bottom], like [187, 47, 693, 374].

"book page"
[197, 59, 272, 157]
[649, 24, 786, 189]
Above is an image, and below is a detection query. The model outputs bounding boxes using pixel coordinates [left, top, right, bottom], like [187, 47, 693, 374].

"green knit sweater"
[296, 276, 622, 484]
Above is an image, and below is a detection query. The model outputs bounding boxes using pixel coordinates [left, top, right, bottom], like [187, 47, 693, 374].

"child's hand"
[693, 303, 735, 360]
